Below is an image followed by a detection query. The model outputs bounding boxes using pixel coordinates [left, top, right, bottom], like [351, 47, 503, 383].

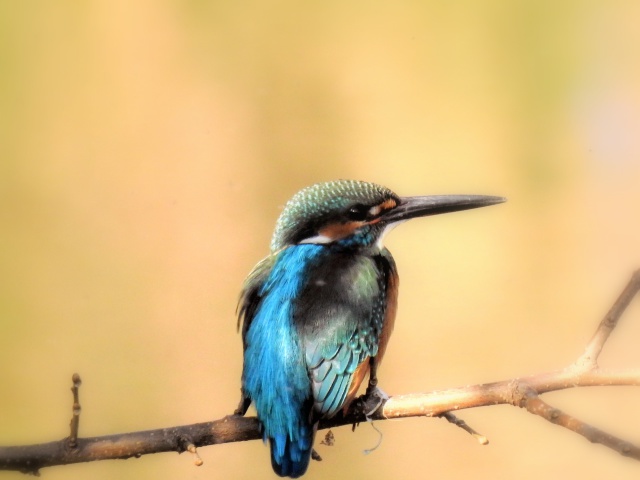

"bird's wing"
[303, 319, 375, 417]
[297, 253, 396, 418]
[237, 253, 278, 344]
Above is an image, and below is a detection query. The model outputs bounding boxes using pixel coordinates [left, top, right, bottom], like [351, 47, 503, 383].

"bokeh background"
[1, 1, 640, 479]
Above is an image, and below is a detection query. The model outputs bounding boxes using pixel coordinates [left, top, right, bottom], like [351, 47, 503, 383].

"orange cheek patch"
[379, 198, 397, 210]
[318, 221, 364, 240]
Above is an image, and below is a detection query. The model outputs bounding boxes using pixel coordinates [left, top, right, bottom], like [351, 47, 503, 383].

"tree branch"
[575, 268, 640, 369]
[1, 269, 639, 474]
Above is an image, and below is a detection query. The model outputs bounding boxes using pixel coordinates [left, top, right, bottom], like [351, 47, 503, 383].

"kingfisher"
[235, 180, 504, 477]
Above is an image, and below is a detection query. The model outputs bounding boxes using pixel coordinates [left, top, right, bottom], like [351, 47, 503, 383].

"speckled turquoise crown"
[270, 180, 398, 251]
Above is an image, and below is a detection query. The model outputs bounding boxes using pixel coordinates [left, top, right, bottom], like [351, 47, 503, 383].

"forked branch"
[1, 270, 639, 475]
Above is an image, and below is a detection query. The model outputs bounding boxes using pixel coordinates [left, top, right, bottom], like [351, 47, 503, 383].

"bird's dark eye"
[346, 204, 370, 221]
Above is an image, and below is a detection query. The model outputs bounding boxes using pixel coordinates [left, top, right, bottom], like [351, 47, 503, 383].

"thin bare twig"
[68, 373, 82, 449]
[439, 412, 489, 445]
[575, 269, 640, 369]
[185, 443, 203, 467]
[520, 386, 639, 458]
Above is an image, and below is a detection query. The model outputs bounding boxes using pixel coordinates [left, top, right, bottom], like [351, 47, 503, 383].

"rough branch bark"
[1, 270, 639, 475]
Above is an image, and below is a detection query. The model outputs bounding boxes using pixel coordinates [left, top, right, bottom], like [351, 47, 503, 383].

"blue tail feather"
[269, 426, 315, 478]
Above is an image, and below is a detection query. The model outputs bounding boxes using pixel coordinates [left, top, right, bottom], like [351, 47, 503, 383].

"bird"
[235, 179, 504, 477]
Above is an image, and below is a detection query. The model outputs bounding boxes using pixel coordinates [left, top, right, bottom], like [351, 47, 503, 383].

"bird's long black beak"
[382, 195, 506, 224]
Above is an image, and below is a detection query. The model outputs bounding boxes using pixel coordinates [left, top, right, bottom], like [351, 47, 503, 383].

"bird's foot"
[233, 396, 251, 416]
[361, 386, 389, 419]
[353, 387, 388, 454]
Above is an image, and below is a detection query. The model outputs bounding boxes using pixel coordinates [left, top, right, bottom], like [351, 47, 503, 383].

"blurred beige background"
[1, 1, 640, 479]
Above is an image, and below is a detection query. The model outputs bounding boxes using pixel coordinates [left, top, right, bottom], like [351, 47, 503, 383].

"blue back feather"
[242, 245, 324, 477]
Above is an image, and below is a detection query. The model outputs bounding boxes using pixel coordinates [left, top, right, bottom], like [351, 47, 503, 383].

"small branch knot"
[506, 380, 536, 408]
[620, 443, 633, 456]
[548, 408, 561, 421]
[603, 314, 617, 328]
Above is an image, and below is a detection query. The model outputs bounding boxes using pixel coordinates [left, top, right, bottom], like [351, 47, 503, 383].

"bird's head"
[270, 180, 505, 252]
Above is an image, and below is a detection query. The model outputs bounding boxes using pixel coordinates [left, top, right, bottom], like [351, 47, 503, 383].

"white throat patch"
[376, 220, 407, 249]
